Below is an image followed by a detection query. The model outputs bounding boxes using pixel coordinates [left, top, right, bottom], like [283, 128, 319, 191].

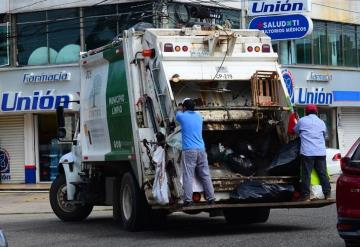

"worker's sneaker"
[207, 199, 216, 205]
[297, 195, 311, 202]
[324, 193, 332, 200]
[182, 201, 193, 207]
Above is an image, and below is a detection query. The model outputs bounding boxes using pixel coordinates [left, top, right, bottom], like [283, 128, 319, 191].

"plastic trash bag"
[166, 129, 182, 150]
[230, 180, 294, 202]
[152, 146, 169, 205]
[267, 139, 300, 176]
[225, 153, 256, 176]
[236, 140, 256, 158]
[311, 185, 325, 200]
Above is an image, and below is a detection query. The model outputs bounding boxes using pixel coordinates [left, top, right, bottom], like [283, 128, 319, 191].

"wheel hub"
[57, 184, 77, 213]
[122, 184, 133, 221]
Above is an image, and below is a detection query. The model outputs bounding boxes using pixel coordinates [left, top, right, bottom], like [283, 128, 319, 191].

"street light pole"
[160, 0, 169, 28]
[241, 0, 247, 29]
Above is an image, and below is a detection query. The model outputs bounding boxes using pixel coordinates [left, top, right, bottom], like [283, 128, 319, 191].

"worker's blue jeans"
[182, 150, 215, 203]
[301, 155, 331, 198]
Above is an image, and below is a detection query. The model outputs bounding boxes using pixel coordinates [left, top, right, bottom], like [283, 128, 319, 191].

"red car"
[337, 137, 360, 247]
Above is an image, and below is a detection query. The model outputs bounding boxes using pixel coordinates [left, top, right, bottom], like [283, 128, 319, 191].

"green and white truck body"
[50, 26, 334, 231]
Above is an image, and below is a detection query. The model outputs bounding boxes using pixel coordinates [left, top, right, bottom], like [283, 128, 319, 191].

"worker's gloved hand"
[176, 103, 183, 112]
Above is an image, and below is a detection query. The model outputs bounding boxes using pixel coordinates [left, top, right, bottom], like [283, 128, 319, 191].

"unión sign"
[248, 0, 311, 16]
[249, 14, 313, 40]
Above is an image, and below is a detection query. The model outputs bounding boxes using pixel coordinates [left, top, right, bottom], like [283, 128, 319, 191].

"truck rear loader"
[49, 25, 334, 231]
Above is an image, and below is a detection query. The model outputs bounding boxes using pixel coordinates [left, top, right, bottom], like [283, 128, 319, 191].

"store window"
[38, 114, 75, 182]
[279, 40, 295, 64]
[295, 37, 312, 64]
[48, 9, 80, 64]
[313, 22, 328, 65]
[0, 22, 9, 66]
[280, 20, 360, 68]
[16, 9, 80, 66]
[357, 27, 360, 66]
[327, 23, 342, 66]
[343, 25, 357, 67]
[84, 5, 117, 51]
[84, 2, 153, 51]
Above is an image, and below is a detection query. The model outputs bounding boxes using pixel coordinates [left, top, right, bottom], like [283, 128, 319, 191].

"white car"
[326, 148, 342, 175]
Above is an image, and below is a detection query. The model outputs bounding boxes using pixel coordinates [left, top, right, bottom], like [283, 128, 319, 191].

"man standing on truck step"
[293, 104, 331, 201]
[176, 98, 215, 207]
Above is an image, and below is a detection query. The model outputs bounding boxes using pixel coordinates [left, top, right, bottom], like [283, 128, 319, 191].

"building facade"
[0, 0, 241, 183]
[268, 0, 360, 154]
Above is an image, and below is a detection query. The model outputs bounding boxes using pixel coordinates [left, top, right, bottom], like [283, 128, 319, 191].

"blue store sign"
[248, 0, 311, 16]
[249, 14, 313, 40]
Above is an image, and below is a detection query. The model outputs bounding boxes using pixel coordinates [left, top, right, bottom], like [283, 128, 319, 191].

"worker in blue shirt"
[176, 98, 215, 207]
[293, 104, 331, 201]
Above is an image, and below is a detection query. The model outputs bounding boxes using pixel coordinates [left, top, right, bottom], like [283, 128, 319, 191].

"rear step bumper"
[153, 199, 335, 213]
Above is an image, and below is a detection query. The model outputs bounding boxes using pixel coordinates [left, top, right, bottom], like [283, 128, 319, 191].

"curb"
[0, 190, 49, 193]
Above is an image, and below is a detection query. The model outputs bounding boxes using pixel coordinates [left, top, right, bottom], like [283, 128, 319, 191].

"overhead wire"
[7, 0, 49, 13]
[1, 0, 241, 41]
[3, 0, 360, 42]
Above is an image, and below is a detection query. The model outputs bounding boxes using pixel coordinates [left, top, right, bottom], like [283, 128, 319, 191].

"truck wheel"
[50, 174, 93, 221]
[224, 208, 270, 225]
[119, 172, 149, 231]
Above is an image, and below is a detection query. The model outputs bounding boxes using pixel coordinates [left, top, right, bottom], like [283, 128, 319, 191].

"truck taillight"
[175, 45, 181, 52]
[142, 49, 155, 58]
[164, 43, 174, 52]
[255, 46, 261, 52]
[182, 46, 189, 52]
[262, 44, 271, 53]
[247, 46, 253, 52]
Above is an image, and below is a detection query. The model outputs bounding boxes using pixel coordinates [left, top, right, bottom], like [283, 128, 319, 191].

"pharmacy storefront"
[0, 65, 79, 183]
[283, 67, 360, 154]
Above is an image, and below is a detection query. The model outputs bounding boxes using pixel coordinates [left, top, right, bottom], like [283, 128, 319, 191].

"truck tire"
[50, 174, 93, 221]
[119, 172, 149, 231]
[224, 208, 270, 225]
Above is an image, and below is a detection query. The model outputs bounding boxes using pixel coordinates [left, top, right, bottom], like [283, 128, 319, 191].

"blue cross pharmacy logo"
[0, 148, 10, 174]
[282, 69, 295, 104]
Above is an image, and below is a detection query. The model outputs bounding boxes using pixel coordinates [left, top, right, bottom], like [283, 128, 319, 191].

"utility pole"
[159, 0, 169, 28]
[241, 0, 247, 29]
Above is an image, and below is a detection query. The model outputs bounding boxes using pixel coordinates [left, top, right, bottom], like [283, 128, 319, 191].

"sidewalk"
[0, 183, 50, 192]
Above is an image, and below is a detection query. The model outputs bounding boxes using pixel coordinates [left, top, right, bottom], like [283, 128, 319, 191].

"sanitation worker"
[176, 98, 215, 207]
[293, 104, 331, 201]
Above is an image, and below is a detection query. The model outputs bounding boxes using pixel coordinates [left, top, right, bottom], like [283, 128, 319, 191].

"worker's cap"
[305, 104, 318, 114]
[182, 98, 191, 105]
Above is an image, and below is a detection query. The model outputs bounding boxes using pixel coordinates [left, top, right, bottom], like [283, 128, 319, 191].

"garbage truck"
[50, 25, 334, 231]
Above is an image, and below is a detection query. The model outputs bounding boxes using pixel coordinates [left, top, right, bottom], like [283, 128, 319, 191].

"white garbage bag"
[152, 146, 169, 205]
[311, 185, 325, 200]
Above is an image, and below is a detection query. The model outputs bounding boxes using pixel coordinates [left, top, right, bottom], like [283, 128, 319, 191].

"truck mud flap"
[152, 199, 335, 213]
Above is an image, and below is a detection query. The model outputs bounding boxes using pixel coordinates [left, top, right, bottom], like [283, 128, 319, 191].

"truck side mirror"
[56, 107, 66, 139]
[56, 106, 65, 127]
[57, 127, 66, 139]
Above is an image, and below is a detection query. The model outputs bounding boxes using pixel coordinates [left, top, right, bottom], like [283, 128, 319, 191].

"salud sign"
[248, 0, 311, 16]
[249, 14, 313, 40]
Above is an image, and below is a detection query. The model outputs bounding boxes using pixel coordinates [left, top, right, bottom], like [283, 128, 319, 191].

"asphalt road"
[0, 193, 345, 247]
